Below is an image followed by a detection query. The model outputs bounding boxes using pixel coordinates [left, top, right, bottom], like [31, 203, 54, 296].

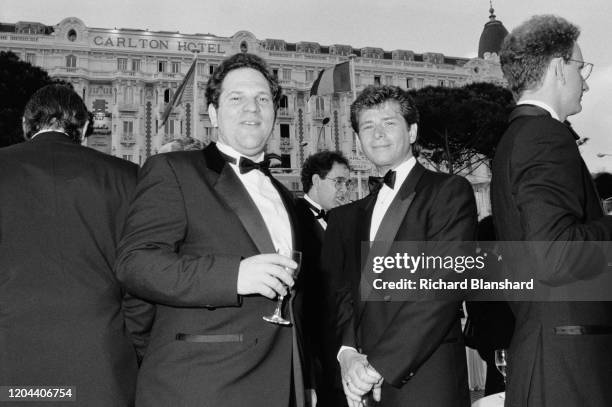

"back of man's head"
[350, 85, 419, 133]
[500, 15, 579, 99]
[205, 52, 282, 110]
[301, 150, 349, 194]
[23, 84, 88, 143]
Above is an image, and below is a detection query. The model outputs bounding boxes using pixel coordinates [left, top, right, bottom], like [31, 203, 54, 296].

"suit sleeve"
[511, 120, 612, 284]
[368, 176, 477, 387]
[115, 154, 242, 308]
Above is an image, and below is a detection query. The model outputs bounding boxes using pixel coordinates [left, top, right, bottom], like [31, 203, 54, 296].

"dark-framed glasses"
[568, 59, 594, 81]
[326, 177, 356, 191]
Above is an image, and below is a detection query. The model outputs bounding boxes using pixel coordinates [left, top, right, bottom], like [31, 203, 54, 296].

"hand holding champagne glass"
[263, 249, 301, 325]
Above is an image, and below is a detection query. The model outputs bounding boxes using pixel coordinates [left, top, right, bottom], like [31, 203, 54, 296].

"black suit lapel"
[205, 143, 276, 254]
[358, 162, 425, 317]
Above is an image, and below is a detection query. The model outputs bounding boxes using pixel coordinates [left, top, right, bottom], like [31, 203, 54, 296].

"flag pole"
[348, 53, 365, 199]
[191, 50, 200, 143]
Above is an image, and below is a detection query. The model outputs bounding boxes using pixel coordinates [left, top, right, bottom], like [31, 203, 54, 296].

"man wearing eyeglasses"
[296, 151, 352, 407]
[491, 15, 612, 407]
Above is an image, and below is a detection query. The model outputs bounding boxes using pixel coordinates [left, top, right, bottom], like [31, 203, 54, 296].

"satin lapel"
[357, 163, 425, 318]
[208, 144, 276, 255]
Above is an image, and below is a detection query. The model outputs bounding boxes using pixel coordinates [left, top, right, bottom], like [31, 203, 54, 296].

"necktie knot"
[368, 170, 396, 194]
[315, 208, 328, 221]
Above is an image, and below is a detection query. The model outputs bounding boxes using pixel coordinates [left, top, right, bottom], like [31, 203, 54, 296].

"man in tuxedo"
[115, 53, 306, 407]
[491, 15, 612, 406]
[0, 84, 153, 406]
[322, 85, 475, 407]
[297, 151, 351, 407]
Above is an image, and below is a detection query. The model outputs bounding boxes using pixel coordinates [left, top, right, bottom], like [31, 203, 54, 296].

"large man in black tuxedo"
[297, 151, 351, 407]
[0, 85, 153, 406]
[491, 15, 612, 407]
[115, 53, 306, 407]
[322, 85, 475, 407]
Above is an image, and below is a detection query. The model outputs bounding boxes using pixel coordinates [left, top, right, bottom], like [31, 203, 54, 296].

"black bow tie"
[368, 170, 396, 194]
[238, 156, 271, 176]
[305, 201, 327, 221]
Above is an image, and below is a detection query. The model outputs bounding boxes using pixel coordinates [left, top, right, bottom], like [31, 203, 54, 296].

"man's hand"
[338, 348, 383, 406]
[237, 253, 297, 299]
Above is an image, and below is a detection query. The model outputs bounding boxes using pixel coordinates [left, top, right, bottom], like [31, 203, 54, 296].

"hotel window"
[131, 59, 141, 72]
[374, 75, 381, 86]
[417, 78, 424, 88]
[117, 58, 128, 71]
[406, 78, 414, 89]
[438, 80, 445, 87]
[385, 75, 393, 85]
[197, 62, 206, 76]
[164, 120, 176, 135]
[123, 121, 133, 136]
[449, 80, 456, 88]
[25, 53, 36, 65]
[272, 69, 279, 78]
[209, 64, 217, 75]
[65, 55, 76, 68]
[158, 60, 167, 73]
[124, 86, 134, 104]
[355, 73, 361, 86]
[305, 70, 314, 82]
[122, 155, 133, 162]
[171, 61, 180, 74]
[315, 97, 325, 117]
[282, 69, 291, 81]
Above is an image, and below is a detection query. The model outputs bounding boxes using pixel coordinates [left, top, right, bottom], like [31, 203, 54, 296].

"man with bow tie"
[322, 85, 476, 406]
[295, 151, 352, 406]
[491, 15, 612, 407]
[115, 53, 307, 407]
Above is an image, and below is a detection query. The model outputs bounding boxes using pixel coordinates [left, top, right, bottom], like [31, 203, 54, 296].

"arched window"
[65, 54, 77, 68]
[67, 29, 77, 42]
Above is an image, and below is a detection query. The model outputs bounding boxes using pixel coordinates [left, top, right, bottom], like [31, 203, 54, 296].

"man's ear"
[312, 174, 322, 187]
[81, 120, 90, 140]
[208, 104, 218, 127]
[553, 57, 566, 85]
[408, 123, 418, 144]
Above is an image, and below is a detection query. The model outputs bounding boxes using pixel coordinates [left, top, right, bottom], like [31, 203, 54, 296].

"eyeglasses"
[325, 177, 356, 191]
[567, 59, 594, 81]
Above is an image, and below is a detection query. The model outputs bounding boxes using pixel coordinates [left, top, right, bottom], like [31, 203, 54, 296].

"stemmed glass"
[263, 250, 301, 325]
[494, 348, 508, 399]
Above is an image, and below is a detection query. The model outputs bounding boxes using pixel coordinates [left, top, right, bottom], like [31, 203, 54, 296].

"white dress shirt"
[216, 142, 293, 254]
[303, 193, 327, 230]
[369, 156, 416, 241]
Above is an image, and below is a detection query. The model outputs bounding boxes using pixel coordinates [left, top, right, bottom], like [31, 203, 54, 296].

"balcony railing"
[120, 134, 136, 146]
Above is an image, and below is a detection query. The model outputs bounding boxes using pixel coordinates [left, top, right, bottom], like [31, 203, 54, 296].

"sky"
[2, 0, 611, 171]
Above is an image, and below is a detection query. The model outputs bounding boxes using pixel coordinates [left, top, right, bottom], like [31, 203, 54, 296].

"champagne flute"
[263, 249, 301, 325]
[494, 348, 508, 399]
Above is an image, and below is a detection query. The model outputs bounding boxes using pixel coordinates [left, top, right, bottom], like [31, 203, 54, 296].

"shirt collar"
[303, 194, 322, 211]
[517, 100, 560, 121]
[216, 142, 265, 164]
[30, 129, 69, 140]
[384, 156, 416, 191]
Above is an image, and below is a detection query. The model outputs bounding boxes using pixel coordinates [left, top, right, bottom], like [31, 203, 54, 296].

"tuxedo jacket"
[322, 162, 476, 407]
[491, 105, 612, 407]
[294, 198, 347, 407]
[0, 132, 154, 406]
[115, 143, 305, 407]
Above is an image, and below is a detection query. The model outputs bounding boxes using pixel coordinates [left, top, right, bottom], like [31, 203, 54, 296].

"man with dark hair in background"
[115, 53, 307, 407]
[297, 150, 352, 407]
[492, 15, 612, 407]
[0, 84, 153, 406]
[323, 85, 475, 406]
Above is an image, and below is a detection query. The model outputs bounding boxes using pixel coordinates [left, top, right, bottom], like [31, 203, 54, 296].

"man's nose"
[582, 79, 590, 93]
[243, 97, 259, 112]
[373, 124, 385, 138]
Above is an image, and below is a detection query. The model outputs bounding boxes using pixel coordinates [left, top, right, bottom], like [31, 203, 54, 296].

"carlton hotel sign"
[91, 35, 226, 54]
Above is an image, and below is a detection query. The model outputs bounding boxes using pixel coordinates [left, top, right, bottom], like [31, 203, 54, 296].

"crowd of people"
[1, 13, 610, 407]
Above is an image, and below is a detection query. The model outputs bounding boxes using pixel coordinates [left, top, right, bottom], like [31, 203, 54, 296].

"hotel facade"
[0, 12, 507, 214]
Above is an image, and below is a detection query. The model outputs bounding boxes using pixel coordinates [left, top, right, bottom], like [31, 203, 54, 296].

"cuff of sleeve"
[337, 345, 358, 362]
